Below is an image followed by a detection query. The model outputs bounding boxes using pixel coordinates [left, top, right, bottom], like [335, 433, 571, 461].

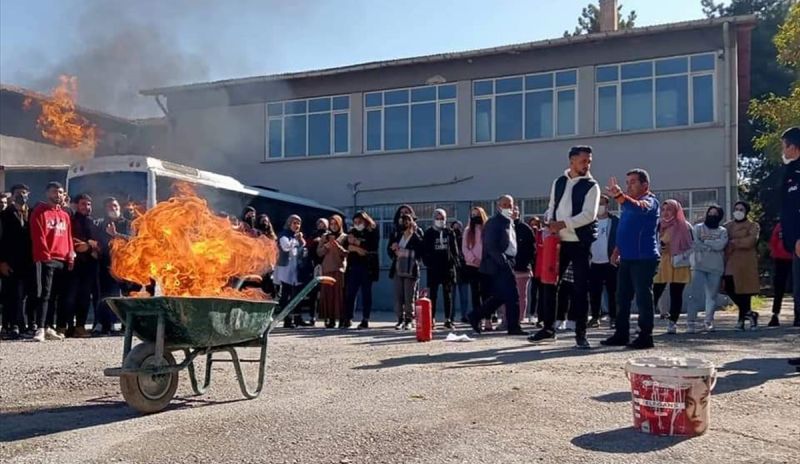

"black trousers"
[470, 268, 521, 332]
[589, 262, 618, 320]
[541, 242, 591, 338]
[33, 261, 68, 329]
[62, 260, 99, 329]
[463, 266, 484, 313]
[772, 259, 793, 315]
[557, 281, 573, 321]
[653, 282, 686, 323]
[428, 276, 454, 321]
[1, 270, 34, 330]
[529, 278, 543, 320]
[724, 276, 753, 321]
[279, 282, 302, 320]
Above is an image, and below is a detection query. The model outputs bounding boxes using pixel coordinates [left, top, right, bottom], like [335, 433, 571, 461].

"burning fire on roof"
[109, 184, 277, 300]
[23, 75, 98, 150]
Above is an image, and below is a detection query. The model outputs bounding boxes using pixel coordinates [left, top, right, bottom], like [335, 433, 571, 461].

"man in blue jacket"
[468, 195, 528, 336]
[779, 127, 800, 370]
[601, 168, 660, 350]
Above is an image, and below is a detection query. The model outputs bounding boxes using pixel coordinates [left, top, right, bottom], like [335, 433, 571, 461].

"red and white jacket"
[29, 202, 74, 264]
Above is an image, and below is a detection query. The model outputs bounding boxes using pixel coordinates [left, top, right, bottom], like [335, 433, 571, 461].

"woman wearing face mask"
[724, 201, 761, 330]
[388, 205, 418, 328]
[344, 211, 379, 329]
[388, 212, 424, 330]
[317, 215, 348, 329]
[653, 200, 694, 334]
[422, 209, 460, 329]
[275, 215, 306, 328]
[463, 207, 488, 326]
[690, 206, 729, 333]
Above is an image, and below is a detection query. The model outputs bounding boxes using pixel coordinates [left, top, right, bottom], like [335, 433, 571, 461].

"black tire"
[119, 343, 179, 414]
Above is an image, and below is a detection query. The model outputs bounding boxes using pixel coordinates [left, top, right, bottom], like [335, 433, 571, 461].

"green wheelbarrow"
[103, 276, 333, 414]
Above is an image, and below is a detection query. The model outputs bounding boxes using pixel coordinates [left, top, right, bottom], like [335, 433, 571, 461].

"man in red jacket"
[29, 182, 74, 342]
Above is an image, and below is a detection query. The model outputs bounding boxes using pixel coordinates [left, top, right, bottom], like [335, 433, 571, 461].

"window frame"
[472, 69, 579, 145]
[266, 94, 351, 159]
[594, 52, 717, 134]
[363, 84, 458, 154]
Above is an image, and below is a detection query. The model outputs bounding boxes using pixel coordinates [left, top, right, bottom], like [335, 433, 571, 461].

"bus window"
[155, 174, 254, 218]
[68, 171, 147, 211]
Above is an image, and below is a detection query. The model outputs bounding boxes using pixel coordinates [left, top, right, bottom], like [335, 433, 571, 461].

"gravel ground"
[1, 305, 799, 464]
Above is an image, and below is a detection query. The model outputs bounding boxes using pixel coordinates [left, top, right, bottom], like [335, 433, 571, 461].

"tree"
[563, 3, 637, 37]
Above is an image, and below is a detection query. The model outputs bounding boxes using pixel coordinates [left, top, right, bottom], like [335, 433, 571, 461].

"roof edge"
[141, 14, 757, 96]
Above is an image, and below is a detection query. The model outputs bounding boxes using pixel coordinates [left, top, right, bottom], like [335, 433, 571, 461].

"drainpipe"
[723, 20, 734, 214]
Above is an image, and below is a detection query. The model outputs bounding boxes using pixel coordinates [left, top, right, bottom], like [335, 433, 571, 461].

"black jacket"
[72, 212, 100, 266]
[0, 204, 33, 272]
[780, 159, 800, 252]
[422, 226, 459, 283]
[479, 212, 514, 276]
[346, 227, 380, 281]
[387, 228, 424, 279]
[512, 220, 536, 273]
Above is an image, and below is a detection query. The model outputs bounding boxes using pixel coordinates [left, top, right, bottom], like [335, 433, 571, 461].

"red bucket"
[624, 357, 717, 436]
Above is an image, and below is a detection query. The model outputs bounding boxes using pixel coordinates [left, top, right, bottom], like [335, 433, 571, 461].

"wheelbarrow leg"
[186, 349, 213, 396]
[228, 334, 270, 399]
[122, 311, 134, 364]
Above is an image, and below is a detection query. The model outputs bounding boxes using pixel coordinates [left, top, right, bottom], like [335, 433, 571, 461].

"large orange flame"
[22, 75, 98, 150]
[110, 185, 277, 300]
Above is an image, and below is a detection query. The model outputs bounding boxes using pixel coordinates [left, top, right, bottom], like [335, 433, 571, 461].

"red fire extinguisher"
[415, 290, 433, 342]
[539, 229, 560, 285]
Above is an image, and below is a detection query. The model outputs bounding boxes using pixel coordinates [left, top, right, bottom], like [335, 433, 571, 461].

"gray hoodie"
[691, 223, 728, 274]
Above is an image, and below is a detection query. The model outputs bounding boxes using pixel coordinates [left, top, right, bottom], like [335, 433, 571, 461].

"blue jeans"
[691, 270, 722, 323]
[613, 258, 659, 339]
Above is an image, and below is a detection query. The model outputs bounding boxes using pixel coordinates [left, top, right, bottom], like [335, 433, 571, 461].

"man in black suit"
[468, 195, 528, 336]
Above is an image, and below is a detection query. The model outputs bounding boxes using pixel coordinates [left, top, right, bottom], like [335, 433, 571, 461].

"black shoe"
[491, 315, 498, 323]
[467, 313, 482, 335]
[357, 320, 369, 329]
[528, 329, 556, 344]
[325, 319, 336, 329]
[600, 335, 629, 347]
[748, 311, 759, 330]
[587, 318, 600, 329]
[9, 327, 21, 340]
[283, 319, 296, 329]
[626, 336, 654, 350]
[787, 358, 800, 366]
[794, 319, 800, 327]
[574, 336, 591, 350]
[507, 327, 528, 336]
[768, 315, 780, 327]
[395, 318, 404, 330]
[535, 321, 543, 328]
[444, 320, 454, 330]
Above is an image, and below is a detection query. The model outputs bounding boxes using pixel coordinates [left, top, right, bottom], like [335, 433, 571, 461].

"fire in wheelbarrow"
[102, 186, 335, 414]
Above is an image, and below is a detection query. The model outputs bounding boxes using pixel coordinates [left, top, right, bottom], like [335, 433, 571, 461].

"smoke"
[15, 0, 228, 118]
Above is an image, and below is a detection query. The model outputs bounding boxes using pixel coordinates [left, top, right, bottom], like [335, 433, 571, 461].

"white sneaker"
[686, 322, 698, 334]
[704, 321, 715, 332]
[91, 323, 103, 334]
[45, 328, 65, 341]
[555, 320, 566, 331]
[667, 321, 677, 334]
[33, 328, 45, 342]
[565, 320, 576, 331]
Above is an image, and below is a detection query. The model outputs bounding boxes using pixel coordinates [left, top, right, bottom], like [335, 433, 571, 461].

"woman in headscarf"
[275, 214, 306, 328]
[255, 214, 278, 296]
[344, 211, 379, 329]
[724, 201, 761, 330]
[653, 199, 693, 334]
[690, 206, 729, 333]
[317, 215, 348, 329]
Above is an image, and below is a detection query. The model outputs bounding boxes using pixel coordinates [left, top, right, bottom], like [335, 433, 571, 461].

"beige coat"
[318, 234, 348, 274]
[723, 220, 760, 294]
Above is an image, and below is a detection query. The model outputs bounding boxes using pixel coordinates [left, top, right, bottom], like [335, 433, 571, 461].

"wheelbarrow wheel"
[120, 343, 179, 414]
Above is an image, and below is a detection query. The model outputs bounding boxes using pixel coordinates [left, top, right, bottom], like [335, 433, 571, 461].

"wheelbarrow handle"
[269, 276, 335, 330]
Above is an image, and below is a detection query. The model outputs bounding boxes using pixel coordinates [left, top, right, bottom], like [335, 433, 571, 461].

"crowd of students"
[2, 128, 799, 358]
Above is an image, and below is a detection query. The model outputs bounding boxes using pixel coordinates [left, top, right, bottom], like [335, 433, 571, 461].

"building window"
[653, 188, 721, 224]
[473, 69, 577, 144]
[364, 84, 457, 153]
[595, 53, 716, 133]
[267, 95, 350, 158]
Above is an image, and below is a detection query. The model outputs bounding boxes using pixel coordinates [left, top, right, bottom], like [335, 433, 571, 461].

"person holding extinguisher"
[530, 146, 599, 349]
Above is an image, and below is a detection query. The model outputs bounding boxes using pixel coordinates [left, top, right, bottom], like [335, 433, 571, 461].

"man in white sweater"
[529, 146, 600, 349]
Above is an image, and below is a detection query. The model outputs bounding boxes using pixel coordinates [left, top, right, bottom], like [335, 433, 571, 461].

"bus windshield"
[68, 171, 148, 212]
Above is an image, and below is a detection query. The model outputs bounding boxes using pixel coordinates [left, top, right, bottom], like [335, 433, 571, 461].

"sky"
[0, 0, 713, 117]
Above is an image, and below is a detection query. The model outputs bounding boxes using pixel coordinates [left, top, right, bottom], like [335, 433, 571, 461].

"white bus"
[65, 155, 342, 230]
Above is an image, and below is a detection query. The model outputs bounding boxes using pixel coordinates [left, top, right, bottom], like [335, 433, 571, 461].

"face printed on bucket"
[685, 380, 710, 434]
